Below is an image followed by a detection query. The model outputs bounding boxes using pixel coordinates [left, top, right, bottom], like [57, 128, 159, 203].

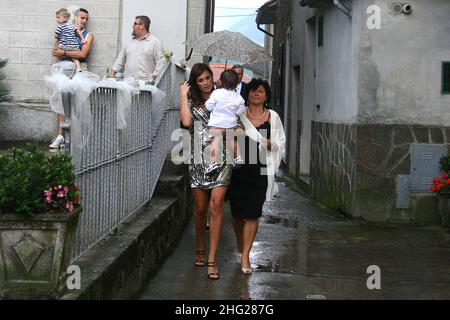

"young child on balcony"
[205, 69, 246, 175]
[54, 8, 86, 72]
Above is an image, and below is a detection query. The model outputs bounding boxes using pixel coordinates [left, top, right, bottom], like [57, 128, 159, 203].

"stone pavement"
[140, 173, 450, 300]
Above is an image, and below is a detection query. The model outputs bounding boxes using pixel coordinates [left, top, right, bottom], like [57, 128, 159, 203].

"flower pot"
[0, 208, 81, 298]
[438, 193, 450, 227]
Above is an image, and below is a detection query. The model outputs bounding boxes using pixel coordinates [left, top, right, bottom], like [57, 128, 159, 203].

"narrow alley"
[140, 174, 450, 300]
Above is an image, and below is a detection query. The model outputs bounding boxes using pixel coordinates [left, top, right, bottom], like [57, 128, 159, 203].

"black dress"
[229, 121, 270, 219]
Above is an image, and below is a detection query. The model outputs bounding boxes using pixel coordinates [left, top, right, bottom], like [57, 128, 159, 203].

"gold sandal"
[195, 249, 206, 267]
[207, 261, 220, 280]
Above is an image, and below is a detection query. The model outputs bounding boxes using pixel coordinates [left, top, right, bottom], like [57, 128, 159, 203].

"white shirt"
[112, 33, 164, 80]
[236, 82, 242, 95]
[205, 88, 246, 128]
[239, 110, 286, 201]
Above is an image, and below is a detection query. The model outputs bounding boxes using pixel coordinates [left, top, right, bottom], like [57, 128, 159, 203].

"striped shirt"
[55, 22, 79, 49]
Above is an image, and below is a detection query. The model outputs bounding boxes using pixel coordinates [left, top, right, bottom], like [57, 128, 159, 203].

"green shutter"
[442, 62, 450, 94]
[318, 16, 324, 47]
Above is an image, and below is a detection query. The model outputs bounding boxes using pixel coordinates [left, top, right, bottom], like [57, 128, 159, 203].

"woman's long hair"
[246, 78, 272, 108]
[188, 63, 214, 105]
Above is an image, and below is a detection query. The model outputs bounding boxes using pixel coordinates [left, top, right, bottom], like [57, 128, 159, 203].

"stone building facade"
[272, 0, 450, 223]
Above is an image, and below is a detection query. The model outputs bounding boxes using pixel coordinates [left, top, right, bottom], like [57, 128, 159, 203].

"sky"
[212, 0, 269, 71]
[214, 0, 268, 38]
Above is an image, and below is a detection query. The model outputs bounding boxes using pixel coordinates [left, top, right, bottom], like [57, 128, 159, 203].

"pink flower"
[65, 201, 74, 212]
[63, 186, 69, 193]
[44, 189, 53, 203]
[57, 191, 65, 198]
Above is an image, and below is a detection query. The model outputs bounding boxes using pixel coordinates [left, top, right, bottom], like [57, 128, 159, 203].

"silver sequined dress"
[188, 99, 232, 189]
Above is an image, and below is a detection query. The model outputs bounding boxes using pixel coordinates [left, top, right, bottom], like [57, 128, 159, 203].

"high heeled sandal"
[241, 266, 252, 275]
[207, 261, 220, 280]
[195, 249, 206, 267]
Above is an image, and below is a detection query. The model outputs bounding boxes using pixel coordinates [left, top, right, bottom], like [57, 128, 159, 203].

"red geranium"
[430, 173, 450, 194]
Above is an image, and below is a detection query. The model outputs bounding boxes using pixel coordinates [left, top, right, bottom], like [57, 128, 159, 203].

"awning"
[256, 0, 278, 25]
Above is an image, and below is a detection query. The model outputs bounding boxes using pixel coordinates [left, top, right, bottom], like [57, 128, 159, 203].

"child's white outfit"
[204, 88, 246, 175]
[205, 88, 246, 128]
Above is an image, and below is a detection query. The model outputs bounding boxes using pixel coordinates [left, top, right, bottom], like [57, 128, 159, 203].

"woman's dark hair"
[246, 78, 271, 107]
[188, 63, 214, 105]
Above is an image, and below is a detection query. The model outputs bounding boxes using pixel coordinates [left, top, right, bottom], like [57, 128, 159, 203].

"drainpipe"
[333, 0, 352, 18]
[257, 24, 273, 38]
[204, 0, 215, 33]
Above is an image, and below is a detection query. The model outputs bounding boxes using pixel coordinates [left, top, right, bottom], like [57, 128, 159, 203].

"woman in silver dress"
[180, 63, 232, 280]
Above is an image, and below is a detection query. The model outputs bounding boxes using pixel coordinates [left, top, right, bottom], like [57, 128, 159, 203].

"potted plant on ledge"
[0, 144, 81, 298]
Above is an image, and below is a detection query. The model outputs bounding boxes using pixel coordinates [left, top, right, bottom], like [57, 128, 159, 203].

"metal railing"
[62, 62, 187, 261]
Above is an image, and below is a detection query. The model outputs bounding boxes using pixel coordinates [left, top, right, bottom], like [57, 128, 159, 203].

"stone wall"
[311, 121, 448, 224]
[0, 0, 121, 142]
[311, 121, 356, 215]
[353, 124, 448, 223]
[0, 0, 121, 102]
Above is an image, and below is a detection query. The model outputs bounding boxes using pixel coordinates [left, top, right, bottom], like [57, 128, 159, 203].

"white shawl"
[239, 109, 286, 201]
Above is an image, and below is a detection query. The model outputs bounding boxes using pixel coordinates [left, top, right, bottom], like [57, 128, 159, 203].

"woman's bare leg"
[231, 217, 244, 254]
[209, 127, 221, 164]
[241, 219, 259, 270]
[57, 114, 65, 136]
[192, 188, 209, 264]
[207, 186, 227, 278]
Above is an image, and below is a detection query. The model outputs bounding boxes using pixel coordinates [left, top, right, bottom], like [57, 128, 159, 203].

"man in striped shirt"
[54, 8, 85, 71]
[49, 8, 91, 149]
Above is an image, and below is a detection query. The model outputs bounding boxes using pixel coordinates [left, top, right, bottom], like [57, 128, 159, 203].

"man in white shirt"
[111, 15, 163, 81]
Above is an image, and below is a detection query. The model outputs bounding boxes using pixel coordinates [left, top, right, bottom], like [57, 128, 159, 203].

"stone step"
[58, 155, 192, 299]
[154, 174, 186, 198]
[60, 196, 189, 300]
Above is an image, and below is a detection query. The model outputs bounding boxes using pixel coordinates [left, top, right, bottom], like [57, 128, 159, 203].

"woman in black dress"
[228, 79, 286, 275]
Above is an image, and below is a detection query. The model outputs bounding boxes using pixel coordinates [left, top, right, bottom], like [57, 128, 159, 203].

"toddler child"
[54, 8, 85, 72]
[205, 69, 246, 175]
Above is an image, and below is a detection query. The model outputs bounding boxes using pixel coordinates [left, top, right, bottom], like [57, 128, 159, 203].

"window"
[318, 16, 324, 47]
[442, 62, 450, 94]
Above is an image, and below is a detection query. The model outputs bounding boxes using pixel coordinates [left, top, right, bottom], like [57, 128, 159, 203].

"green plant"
[431, 156, 450, 194]
[0, 144, 80, 216]
[0, 58, 9, 102]
[439, 154, 450, 172]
